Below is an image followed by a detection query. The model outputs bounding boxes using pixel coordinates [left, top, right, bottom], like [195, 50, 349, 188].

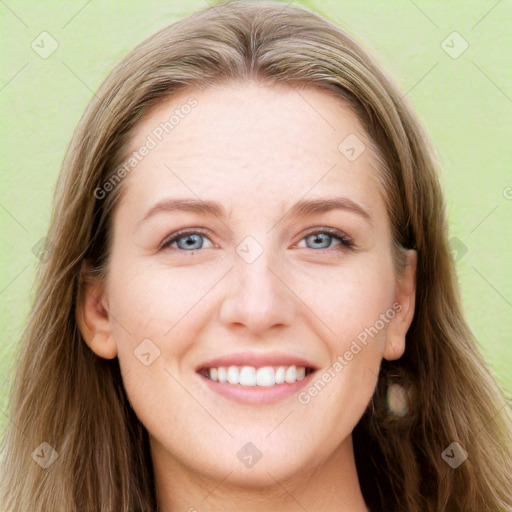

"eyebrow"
[138, 196, 372, 225]
[138, 198, 225, 226]
[288, 196, 371, 222]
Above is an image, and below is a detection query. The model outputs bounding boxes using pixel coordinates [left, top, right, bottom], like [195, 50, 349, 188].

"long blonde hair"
[1, 1, 511, 511]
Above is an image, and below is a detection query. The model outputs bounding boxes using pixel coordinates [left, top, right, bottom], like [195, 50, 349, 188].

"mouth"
[196, 364, 318, 405]
[198, 364, 315, 386]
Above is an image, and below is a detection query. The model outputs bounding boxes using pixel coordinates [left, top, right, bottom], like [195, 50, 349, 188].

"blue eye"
[160, 228, 352, 252]
[160, 230, 214, 251]
[298, 229, 353, 251]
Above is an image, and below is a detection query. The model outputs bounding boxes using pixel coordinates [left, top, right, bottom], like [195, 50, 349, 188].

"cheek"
[106, 255, 219, 337]
[296, 259, 396, 428]
[105, 255, 229, 393]
[104, 262, 203, 427]
[296, 250, 396, 344]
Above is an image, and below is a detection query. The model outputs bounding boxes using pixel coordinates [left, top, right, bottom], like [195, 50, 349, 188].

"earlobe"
[383, 249, 417, 361]
[76, 269, 118, 360]
[87, 331, 118, 359]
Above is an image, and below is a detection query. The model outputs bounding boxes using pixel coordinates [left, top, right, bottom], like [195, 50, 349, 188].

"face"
[80, 81, 416, 490]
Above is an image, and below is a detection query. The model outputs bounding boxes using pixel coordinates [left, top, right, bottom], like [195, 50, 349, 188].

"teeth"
[227, 366, 238, 384]
[256, 366, 275, 387]
[203, 365, 310, 386]
[239, 366, 256, 386]
[217, 367, 227, 383]
[275, 366, 286, 384]
[285, 365, 296, 383]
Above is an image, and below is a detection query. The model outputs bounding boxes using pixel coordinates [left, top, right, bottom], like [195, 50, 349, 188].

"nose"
[218, 248, 295, 335]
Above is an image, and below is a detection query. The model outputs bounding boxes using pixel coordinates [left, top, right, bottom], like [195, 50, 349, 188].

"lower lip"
[197, 371, 316, 404]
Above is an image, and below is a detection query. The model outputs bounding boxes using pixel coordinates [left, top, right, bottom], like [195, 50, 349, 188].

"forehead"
[116, 81, 386, 224]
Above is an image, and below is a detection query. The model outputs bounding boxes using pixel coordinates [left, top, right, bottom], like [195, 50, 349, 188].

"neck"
[151, 435, 370, 512]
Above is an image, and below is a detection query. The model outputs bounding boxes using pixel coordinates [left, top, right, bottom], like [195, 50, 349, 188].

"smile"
[197, 365, 317, 404]
[199, 364, 314, 386]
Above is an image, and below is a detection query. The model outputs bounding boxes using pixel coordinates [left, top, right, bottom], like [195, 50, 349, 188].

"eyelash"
[159, 227, 353, 252]
[300, 227, 354, 250]
[159, 228, 214, 251]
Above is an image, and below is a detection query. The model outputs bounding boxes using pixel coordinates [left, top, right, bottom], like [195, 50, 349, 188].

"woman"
[1, 1, 511, 511]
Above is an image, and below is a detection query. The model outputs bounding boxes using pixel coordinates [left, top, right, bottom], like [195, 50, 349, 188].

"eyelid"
[296, 227, 353, 249]
[159, 227, 215, 250]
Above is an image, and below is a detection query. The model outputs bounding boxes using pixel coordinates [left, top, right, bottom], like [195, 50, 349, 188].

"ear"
[76, 264, 117, 359]
[383, 249, 417, 361]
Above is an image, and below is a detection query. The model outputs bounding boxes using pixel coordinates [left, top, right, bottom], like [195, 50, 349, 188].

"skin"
[79, 81, 417, 512]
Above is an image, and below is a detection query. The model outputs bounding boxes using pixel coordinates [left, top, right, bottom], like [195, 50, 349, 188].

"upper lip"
[196, 351, 319, 371]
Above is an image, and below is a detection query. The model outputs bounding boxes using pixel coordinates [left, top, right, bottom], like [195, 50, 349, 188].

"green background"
[1, 0, 511, 441]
